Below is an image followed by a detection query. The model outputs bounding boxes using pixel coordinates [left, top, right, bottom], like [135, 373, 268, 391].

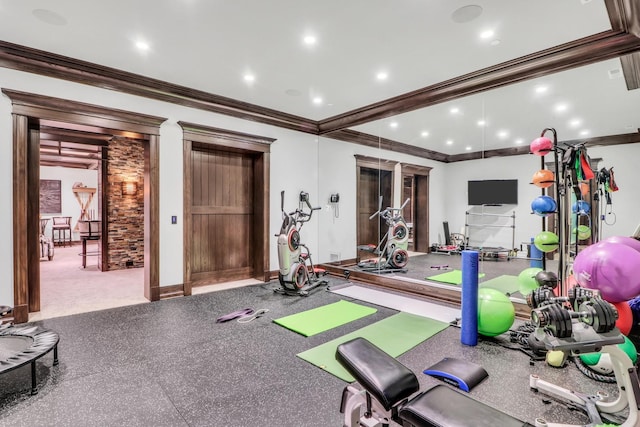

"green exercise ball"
[518, 267, 543, 295]
[534, 231, 559, 253]
[572, 224, 591, 240]
[477, 288, 515, 337]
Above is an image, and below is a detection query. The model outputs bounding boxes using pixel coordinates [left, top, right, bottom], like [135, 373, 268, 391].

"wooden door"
[189, 147, 255, 283]
[357, 167, 392, 260]
[413, 174, 430, 252]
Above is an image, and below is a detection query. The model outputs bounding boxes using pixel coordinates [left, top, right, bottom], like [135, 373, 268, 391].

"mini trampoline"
[0, 323, 59, 395]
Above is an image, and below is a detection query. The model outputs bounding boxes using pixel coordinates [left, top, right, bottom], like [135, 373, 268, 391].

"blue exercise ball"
[572, 200, 591, 214]
[531, 195, 557, 217]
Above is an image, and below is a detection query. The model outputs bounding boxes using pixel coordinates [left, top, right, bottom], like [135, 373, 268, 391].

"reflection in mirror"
[318, 56, 640, 313]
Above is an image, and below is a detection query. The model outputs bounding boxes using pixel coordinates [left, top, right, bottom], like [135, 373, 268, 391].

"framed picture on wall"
[40, 179, 62, 214]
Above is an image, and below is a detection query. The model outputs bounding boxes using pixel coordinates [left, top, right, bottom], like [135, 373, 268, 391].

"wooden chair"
[51, 216, 72, 247]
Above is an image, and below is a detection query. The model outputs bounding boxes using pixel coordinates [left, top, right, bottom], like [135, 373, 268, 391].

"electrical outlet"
[171, 216, 177, 224]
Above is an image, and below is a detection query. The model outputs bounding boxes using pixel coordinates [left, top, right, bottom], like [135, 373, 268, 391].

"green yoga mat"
[480, 275, 520, 295]
[426, 269, 485, 285]
[273, 300, 377, 337]
[297, 312, 448, 382]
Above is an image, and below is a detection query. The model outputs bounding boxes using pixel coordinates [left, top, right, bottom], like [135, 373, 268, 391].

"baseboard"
[159, 284, 185, 299]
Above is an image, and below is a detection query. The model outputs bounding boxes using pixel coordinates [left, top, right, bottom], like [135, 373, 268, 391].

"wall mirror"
[316, 0, 640, 313]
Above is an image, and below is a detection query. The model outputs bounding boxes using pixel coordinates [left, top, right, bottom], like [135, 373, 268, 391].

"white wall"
[587, 144, 640, 239]
[444, 146, 639, 253]
[0, 67, 317, 305]
[39, 166, 98, 241]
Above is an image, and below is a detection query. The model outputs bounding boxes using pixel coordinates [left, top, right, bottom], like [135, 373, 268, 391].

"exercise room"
[1, 1, 640, 426]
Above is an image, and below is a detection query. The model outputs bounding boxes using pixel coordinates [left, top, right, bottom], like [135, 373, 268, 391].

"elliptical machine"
[357, 197, 410, 273]
[275, 191, 328, 296]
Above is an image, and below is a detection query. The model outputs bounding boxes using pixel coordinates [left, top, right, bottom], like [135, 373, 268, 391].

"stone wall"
[106, 137, 144, 270]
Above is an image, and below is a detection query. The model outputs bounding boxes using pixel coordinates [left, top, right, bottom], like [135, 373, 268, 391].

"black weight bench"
[336, 337, 532, 427]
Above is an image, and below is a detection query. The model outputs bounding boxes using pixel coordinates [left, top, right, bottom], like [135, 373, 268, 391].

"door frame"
[401, 163, 432, 253]
[354, 155, 397, 261]
[4, 89, 166, 323]
[179, 121, 273, 296]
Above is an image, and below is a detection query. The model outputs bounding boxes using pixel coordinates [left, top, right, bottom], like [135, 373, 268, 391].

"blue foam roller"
[461, 250, 479, 346]
[530, 237, 543, 268]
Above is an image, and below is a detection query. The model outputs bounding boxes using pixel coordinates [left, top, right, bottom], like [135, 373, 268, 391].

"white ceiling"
[1, 0, 637, 155]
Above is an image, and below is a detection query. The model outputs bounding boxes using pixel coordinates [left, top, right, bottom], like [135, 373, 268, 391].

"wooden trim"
[400, 163, 432, 176]
[159, 284, 185, 299]
[7, 91, 165, 320]
[179, 122, 274, 153]
[446, 132, 640, 163]
[182, 123, 271, 289]
[318, 31, 640, 134]
[354, 155, 398, 171]
[0, 41, 318, 135]
[329, 129, 448, 162]
[27, 126, 40, 312]
[144, 134, 160, 302]
[621, 52, 640, 89]
[2, 89, 166, 135]
[12, 114, 28, 323]
[183, 139, 193, 297]
[448, 146, 532, 163]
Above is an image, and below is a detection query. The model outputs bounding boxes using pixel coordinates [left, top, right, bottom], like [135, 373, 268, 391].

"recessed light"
[479, 29, 495, 40]
[490, 39, 501, 46]
[554, 103, 568, 113]
[450, 107, 460, 114]
[535, 85, 548, 94]
[497, 130, 509, 139]
[580, 130, 590, 136]
[569, 118, 582, 128]
[303, 35, 317, 46]
[32, 9, 67, 26]
[421, 131, 429, 137]
[376, 72, 388, 81]
[243, 74, 255, 83]
[465, 146, 472, 151]
[312, 96, 323, 105]
[389, 122, 398, 128]
[451, 5, 483, 24]
[477, 120, 486, 127]
[514, 138, 524, 145]
[446, 139, 454, 145]
[135, 40, 150, 51]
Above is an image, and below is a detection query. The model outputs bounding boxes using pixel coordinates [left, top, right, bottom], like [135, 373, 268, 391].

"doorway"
[355, 156, 396, 262]
[401, 163, 432, 253]
[5, 89, 166, 323]
[180, 122, 273, 294]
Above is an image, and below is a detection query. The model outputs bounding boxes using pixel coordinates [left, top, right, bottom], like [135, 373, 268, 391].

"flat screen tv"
[468, 179, 518, 205]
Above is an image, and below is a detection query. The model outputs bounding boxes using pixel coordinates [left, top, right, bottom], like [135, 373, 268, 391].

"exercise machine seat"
[399, 384, 532, 427]
[336, 337, 420, 411]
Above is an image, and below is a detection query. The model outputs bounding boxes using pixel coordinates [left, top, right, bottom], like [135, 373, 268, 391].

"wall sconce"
[122, 181, 138, 196]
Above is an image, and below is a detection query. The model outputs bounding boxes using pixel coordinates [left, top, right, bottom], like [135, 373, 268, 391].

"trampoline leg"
[53, 345, 59, 366]
[31, 362, 38, 395]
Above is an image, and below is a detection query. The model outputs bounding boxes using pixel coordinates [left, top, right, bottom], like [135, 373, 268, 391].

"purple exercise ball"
[603, 236, 640, 254]
[573, 241, 640, 303]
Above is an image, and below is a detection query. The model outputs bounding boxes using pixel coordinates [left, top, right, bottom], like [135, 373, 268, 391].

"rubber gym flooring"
[0, 278, 621, 426]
